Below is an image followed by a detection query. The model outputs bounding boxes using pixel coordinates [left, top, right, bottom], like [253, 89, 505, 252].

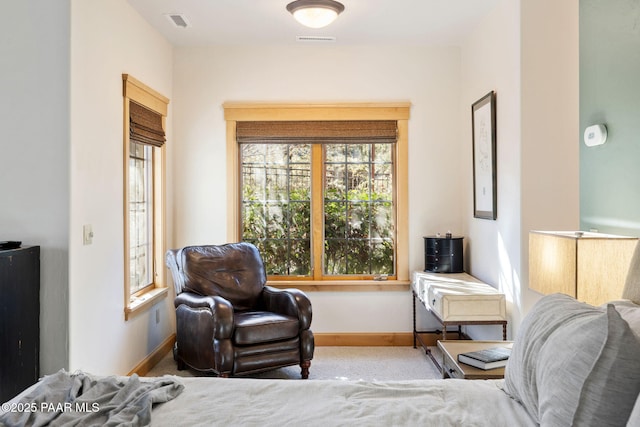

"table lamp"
[529, 231, 638, 306]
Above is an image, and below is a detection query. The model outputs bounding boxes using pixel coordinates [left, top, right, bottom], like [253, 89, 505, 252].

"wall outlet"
[83, 225, 93, 245]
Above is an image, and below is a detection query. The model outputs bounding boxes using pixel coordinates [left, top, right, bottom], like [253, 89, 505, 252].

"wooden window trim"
[224, 103, 411, 290]
[123, 74, 170, 319]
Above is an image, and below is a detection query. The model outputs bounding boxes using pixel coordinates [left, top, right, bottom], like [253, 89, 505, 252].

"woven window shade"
[236, 120, 397, 144]
[130, 101, 165, 147]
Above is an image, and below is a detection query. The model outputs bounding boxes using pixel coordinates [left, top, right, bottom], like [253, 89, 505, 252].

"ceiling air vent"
[165, 13, 190, 28]
[296, 35, 336, 43]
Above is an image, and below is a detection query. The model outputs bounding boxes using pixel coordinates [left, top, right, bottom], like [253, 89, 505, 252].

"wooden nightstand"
[437, 340, 513, 380]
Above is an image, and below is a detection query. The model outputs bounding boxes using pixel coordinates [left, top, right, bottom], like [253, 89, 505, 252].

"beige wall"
[459, 0, 579, 338]
[69, 0, 175, 374]
[520, 0, 580, 318]
[171, 1, 580, 338]
[46, 0, 580, 375]
[172, 45, 464, 333]
[460, 0, 523, 338]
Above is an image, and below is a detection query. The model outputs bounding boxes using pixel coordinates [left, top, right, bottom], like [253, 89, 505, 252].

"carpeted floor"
[145, 346, 443, 381]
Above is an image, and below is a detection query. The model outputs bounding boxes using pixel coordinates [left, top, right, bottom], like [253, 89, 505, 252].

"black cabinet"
[0, 246, 40, 402]
[424, 236, 463, 273]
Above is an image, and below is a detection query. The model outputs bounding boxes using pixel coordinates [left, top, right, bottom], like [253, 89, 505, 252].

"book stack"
[457, 347, 511, 370]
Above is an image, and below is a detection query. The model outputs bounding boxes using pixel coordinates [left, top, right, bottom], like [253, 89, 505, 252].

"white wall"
[64, 0, 579, 369]
[172, 45, 465, 333]
[171, 3, 579, 339]
[0, 0, 582, 379]
[459, 0, 523, 339]
[459, 0, 580, 338]
[69, 0, 175, 374]
[0, 0, 70, 374]
[519, 0, 580, 316]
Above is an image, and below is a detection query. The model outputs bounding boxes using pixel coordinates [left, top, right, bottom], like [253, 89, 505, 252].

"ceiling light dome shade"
[286, 0, 345, 29]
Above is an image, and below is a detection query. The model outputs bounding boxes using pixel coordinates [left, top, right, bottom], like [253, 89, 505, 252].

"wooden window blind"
[129, 101, 165, 147]
[236, 120, 397, 144]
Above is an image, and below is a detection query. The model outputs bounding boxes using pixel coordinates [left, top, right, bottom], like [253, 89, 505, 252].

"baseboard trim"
[128, 334, 176, 376]
[314, 332, 414, 346]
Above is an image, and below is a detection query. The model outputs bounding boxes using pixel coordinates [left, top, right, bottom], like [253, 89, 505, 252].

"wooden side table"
[437, 340, 513, 380]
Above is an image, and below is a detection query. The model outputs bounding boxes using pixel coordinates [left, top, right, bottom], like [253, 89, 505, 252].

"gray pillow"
[503, 294, 640, 426]
[606, 300, 640, 339]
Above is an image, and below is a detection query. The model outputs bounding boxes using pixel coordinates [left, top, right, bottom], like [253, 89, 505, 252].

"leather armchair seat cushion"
[233, 311, 300, 345]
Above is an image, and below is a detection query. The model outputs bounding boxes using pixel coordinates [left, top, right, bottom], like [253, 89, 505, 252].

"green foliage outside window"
[241, 142, 395, 277]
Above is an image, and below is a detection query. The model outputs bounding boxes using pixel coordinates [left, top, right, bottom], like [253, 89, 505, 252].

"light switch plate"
[83, 224, 93, 245]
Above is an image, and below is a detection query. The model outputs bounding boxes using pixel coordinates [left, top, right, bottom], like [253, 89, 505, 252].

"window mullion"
[311, 144, 324, 280]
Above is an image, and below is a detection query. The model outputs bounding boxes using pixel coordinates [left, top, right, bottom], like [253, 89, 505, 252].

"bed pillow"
[503, 293, 640, 426]
[606, 299, 640, 339]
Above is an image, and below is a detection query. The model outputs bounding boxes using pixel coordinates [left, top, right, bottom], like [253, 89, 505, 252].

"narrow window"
[123, 74, 169, 319]
[129, 141, 154, 293]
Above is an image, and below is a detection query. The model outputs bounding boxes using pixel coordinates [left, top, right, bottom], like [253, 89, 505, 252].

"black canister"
[423, 235, 463, 273]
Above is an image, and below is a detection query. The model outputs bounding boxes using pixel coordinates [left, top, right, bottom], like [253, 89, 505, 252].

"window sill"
[267, 280, 410, 292]
[125, 287, 168, 321]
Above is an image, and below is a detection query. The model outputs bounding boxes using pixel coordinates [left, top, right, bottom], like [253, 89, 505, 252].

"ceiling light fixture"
[286, 0, 345, 29]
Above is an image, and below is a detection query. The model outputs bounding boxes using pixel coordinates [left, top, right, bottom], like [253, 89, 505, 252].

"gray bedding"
[150, 376, 535, 427]
[2, 373, 535, 427]
[0, 370, 183, 427]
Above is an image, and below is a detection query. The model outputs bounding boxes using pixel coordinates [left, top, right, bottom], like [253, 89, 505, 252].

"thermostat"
[584, 124, 607, 147]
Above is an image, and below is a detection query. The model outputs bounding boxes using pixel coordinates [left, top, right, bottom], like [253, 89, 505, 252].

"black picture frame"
[472, 91, 497, 220]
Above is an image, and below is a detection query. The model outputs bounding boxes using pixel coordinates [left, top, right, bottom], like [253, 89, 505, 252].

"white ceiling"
[126, 0, 500, 47]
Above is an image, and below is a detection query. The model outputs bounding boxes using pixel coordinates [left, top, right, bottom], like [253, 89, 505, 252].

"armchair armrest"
[174, 292, 234, 339]
[261, 286, 312, 330]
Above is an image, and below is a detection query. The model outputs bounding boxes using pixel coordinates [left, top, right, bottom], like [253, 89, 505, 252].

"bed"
[2, 293, 638, 427]
[3, 251, 640, 427]
[150, 376, 533, 426]
[0, 373, 534, 427]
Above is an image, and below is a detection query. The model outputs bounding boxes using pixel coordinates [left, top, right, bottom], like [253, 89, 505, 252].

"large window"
[123, 74, 169, 319]
[225, 104, 410, 289]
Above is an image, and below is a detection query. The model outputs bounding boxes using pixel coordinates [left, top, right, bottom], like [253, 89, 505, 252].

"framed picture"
[471, 91, 497, 220]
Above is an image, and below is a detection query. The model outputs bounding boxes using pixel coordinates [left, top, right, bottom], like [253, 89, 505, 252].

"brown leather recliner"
[165, 242, 314, 378]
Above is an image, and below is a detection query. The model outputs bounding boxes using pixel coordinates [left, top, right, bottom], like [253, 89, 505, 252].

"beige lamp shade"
[529, 231, 638, 306]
